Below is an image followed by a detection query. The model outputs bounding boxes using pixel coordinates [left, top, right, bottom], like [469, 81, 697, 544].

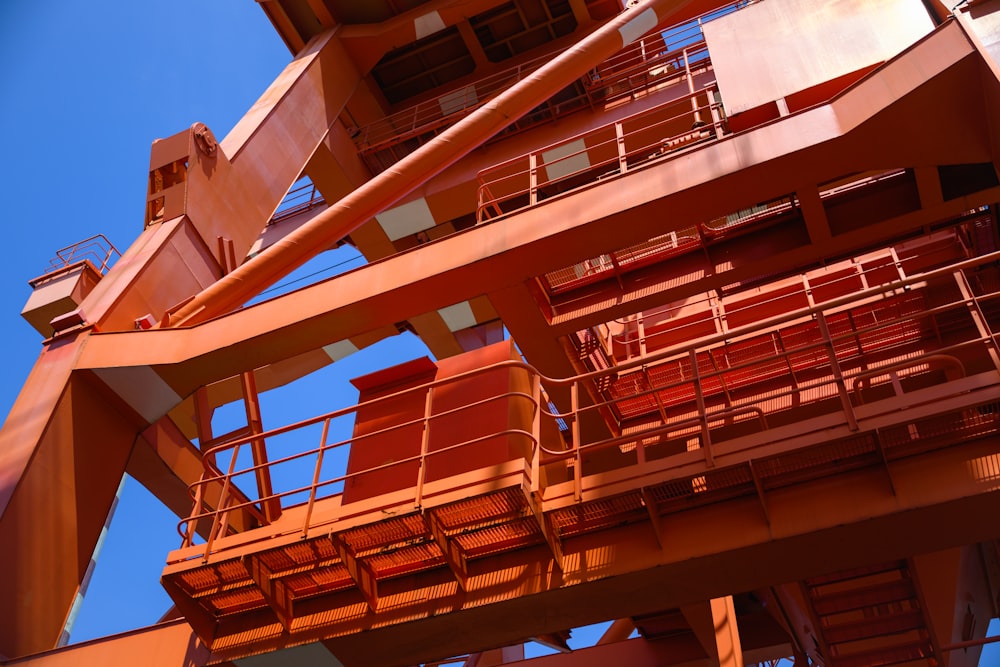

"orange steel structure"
[5, 0, 1000, 665]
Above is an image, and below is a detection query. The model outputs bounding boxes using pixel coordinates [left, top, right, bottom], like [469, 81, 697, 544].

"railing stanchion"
[571, 381, 583, 502]
[615, 122, 628, 175]
[709, 86, 724, 139]
[689, 350, 714, 467]
[531, 374, 542, 495]
[302, 417, 332, 538]
[529, 153, 539, 206]
[683, 48, 702, 126]
[415, 387, 435, 509]
[816, 311, 860, 431]
[202, 442, 242, 562]
[953, 269, 1000, 373]
[183, 478, 206, 548]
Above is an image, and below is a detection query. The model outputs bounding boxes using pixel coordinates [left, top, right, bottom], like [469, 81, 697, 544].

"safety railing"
[476, 81, 725, 222]
[536, 168, 929, 298]
[586, 38, 709, 104]
[268, 179, 326, 225]
[603, 228, 971, 362]
[540, 250, 1000, 500]
[178, 359, 541, 560]
[353, 0, 745, 171]
[42, 234, 120, 276]
[543, 193, 795, 297]
[354, 50, 553, 153]
[175, 249, 1000, 562]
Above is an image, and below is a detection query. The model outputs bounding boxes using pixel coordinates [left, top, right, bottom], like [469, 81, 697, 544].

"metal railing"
[353, 0, 748, 170]
[603, 229, 962, 361]
[541, 250, 1000, 501]
[537, 168, 925, 298]
[476, 80, 725, 222]
[178, 359, 540, 558]
[175, 249, 1000, 562]
[41, 234, 120, 277]
[268, 179, 326, 226]
[355, 50, 553, 153]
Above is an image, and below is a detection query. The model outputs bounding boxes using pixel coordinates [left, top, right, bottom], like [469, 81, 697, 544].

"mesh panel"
[176, 560, 251, 595]
[647, 466, 754, 509]
[256, 538, 340, 573]
[879, 401, 1000, 454]
[432, 488, 529, 531]
[453, 518, 543, 556]
[755, 434, 877, 489]
[281, 563, 353, 597]
[367, 542, 444, 579]
[341, 514, 428, 554]
[205, 587, 267, 616]
[550, 492, 645, 536]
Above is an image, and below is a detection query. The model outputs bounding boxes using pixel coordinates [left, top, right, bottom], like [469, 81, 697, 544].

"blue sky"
[0, 2, 289, 419]
[0, 0, 294, 643]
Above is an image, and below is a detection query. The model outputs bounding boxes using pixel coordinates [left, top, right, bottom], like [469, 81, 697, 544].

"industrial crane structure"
[3, 0, 1000, 665]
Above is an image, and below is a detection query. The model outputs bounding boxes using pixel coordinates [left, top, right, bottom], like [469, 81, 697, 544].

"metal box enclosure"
[343, 340, 533, 505]
[21, 262, 103, 337]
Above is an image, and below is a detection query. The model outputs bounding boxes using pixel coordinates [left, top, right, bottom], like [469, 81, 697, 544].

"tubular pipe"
[166, 0, 701, 327]
[597, 618, 636, 644]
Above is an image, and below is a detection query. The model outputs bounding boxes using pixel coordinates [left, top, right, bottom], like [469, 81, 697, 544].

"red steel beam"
[73, 61, 997, 401]
[192, 434, 1000, 665]
[165, 0, 713, 327]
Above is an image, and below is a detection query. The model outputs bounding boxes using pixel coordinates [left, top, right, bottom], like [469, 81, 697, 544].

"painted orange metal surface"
[5, 0, 1000, 665]
[165, 0, 706, 327]
[151, 243, 1000, 662]
[0, 14, 375, 659]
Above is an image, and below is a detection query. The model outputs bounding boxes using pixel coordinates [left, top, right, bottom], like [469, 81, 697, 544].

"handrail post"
[183, 478, 206, 548]
[615, 122, 627, 175]
[689, 350, 713, 467]
[953, 268, 1000, 373]
[816, 311, 860, 431]
[683, 48, 702, 126]
[415, 386, 435, 509]
[709, 85, 724, 139]
[531, 373, 542, 495]
[477, 179, 486, 223]
[302, 417, 332, 538]
[637, 312, 648, 359]
[571, 380, 582, 502]
[202, 442, 242, 562]
[529, 153, 539, 206]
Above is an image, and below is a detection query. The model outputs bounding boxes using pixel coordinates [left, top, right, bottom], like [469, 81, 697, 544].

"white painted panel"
[93, 365, 181, 423]
[960, 4, 1000, 68]
[619, 7, 658, 46]
[703, 0, 935, 114]
[323, 339, 359, 361]
[543, 138, 591, 182]
[415, 10, 447, 40]
[438, 301, 477, 332]
[375, 197, 436, 241]
[438, 84, 478, 116]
